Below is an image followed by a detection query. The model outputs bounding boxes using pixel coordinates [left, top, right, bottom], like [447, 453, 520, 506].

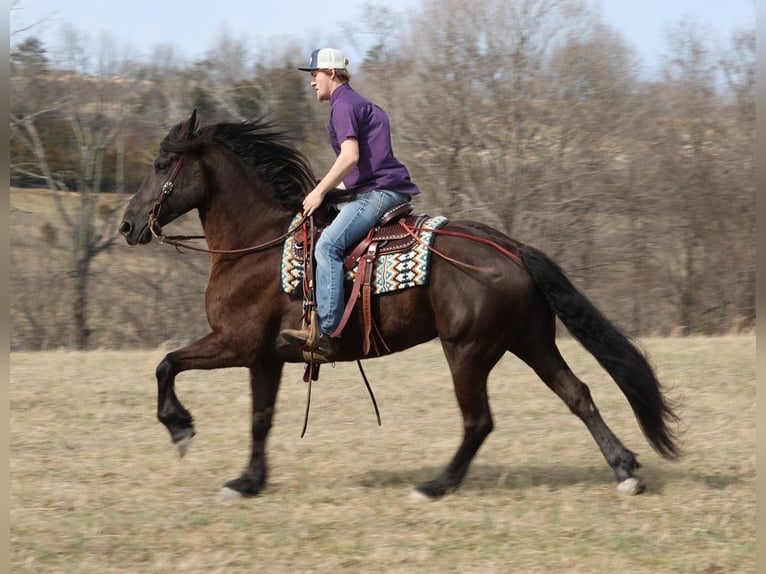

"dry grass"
[10, 336, 755, 573]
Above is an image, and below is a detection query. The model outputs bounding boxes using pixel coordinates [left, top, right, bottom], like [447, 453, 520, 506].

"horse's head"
[120, 110, 206, 245]
[121, 110, 318, 246]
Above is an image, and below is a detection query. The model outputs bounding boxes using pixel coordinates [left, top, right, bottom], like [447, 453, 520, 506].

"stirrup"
[305, 309, 322, 349]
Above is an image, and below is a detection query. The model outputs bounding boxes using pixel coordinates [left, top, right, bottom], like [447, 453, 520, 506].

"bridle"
[148, 157, 185, 239]
[146, 154, 307, 255]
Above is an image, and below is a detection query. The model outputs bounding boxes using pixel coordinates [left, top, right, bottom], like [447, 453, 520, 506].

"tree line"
[10, 0, 755, 350]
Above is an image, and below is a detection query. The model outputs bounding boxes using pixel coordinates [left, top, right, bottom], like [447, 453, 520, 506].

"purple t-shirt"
[328, 83, 420, 196]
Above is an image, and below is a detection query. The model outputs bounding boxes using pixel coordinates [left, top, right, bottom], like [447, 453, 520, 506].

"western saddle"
[291, 200, 429, 356]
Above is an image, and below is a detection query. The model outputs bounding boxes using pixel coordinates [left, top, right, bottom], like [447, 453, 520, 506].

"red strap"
[330, 241, 378, 344]
[344, 232, 373, 271]
[360, 244, 377, 354]
[331, 248, 369, 338]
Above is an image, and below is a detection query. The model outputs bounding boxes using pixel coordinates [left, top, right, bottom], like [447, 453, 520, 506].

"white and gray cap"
[297, 48, 349, 71]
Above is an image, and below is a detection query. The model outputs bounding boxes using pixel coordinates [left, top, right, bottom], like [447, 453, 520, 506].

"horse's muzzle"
[119, 220, 152, 245]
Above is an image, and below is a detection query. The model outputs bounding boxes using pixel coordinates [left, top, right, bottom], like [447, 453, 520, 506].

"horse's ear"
[178, 109, 198, 140]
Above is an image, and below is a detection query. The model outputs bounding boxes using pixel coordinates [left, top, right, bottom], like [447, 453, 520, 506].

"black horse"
[119, 111, 679, 500]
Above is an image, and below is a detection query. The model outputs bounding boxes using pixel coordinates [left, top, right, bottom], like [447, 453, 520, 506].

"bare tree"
[10, 27, 138, 348]
[10, 0, 52, 41]
[656, 19, 735, 334]
[251, 40, 327, 148]
[394, 0, 485, 216]
[392, 0, 591, 235]
[186, 27, 266, 122]
[715, 23, 756, 330]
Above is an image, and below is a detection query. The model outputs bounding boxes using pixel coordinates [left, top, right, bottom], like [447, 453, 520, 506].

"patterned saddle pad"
[280, 214, 449, 295]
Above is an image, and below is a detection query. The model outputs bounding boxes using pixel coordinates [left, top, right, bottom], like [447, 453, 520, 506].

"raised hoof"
[617, 476, 645, 495]
[171, 428, 196, 458]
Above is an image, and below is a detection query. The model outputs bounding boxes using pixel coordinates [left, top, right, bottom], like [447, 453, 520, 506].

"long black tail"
[519, 244, 680, 459]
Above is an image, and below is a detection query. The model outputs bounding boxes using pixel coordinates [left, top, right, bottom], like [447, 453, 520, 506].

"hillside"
[11, 187, 211, 349]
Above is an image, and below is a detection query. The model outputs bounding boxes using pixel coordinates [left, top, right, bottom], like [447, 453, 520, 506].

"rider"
[279, 48, 420, 362]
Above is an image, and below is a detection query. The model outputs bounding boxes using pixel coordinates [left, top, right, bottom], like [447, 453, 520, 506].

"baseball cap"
[297, 48, 349, 71]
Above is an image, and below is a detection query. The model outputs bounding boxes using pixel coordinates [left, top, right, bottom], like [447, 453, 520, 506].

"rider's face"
[310, 69, 334, 102]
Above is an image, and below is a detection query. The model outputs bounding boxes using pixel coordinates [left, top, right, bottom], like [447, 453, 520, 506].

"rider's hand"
[302, 188, 326, 217]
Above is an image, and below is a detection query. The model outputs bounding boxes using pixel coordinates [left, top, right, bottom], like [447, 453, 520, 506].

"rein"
[151, 221, 306, 256]
[147, 157, 307, 255]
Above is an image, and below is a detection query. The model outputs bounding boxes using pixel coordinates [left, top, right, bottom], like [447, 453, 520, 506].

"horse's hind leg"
[413, 341, 498, 500]
[517, 339, 645, 494]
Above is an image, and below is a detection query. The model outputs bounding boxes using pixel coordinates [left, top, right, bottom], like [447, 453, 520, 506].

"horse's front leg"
[220, 357, 283, 499]
[155, 332, 245, 456]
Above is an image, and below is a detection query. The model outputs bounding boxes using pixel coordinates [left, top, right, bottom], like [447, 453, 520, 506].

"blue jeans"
[314, 189, 409, 336]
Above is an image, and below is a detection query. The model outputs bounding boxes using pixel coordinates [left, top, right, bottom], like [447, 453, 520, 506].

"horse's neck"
[201, 170, 292, 251]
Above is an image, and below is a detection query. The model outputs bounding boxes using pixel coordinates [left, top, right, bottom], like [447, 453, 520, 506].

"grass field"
[10, 336, 755, 573]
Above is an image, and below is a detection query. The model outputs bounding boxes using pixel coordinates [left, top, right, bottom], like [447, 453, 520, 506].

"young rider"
[279, 48, 420, 362]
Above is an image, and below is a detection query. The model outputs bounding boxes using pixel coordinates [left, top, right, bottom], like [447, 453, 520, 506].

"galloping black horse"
[119, 110, 679, 500]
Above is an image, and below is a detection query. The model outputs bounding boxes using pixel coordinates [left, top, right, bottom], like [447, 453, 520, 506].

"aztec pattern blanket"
[280, 214, 449, 295]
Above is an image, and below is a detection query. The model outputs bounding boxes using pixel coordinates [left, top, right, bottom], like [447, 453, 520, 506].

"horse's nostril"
[119, 221, 132, 236]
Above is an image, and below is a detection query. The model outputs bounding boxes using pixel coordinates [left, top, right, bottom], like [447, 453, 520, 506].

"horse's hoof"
[175, 434, 194, 458]
[408, 489, 436, 503]
[218, 487, 244, 503]
[617, 477, 645, 495]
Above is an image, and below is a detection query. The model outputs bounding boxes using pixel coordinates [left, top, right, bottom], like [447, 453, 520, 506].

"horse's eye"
[154, 160, 170, 174]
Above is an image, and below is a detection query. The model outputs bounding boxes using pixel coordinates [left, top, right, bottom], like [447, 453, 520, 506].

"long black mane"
[162, 118, 315, 212]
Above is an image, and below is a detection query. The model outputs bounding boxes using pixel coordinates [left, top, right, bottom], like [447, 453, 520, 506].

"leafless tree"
[10, 27, 138, 348]
[391, 0, 593, 236]
[654, 19, 730, 333]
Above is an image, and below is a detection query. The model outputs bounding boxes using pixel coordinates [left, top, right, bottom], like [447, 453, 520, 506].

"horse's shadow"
[357, 462, 747, 495]
[357, 463, 614, 493]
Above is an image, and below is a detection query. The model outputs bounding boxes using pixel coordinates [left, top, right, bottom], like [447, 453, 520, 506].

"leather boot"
[279, 328, 312, 347]
[279, 329, 338, 363]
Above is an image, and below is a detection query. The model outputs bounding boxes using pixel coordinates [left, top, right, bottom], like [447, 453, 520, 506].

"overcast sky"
[11, 0, 755, 75]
